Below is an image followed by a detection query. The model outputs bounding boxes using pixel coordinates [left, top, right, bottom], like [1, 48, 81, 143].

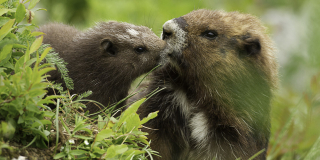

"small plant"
[0, 0, 159, 159]
[0, 0, 58, 151]
[268, 73, 320, 159]
[54, 98, 159, 159]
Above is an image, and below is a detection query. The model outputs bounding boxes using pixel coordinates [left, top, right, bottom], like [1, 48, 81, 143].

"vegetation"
[0, 0, 159, 159]
[1, 0, 320, 159]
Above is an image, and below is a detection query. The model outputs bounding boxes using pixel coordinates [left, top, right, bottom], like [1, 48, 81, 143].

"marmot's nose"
[162, 20, 175, 40]
[162, 27, 173, 40]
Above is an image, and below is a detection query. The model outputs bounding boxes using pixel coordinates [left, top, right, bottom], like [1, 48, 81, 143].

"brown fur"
[38, 22, 166, 113]
[138, 9, 278, 160]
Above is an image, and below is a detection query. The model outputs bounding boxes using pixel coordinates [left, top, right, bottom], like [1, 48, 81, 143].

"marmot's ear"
[101, 39, 116, 56]
[243, 38, 261, 56]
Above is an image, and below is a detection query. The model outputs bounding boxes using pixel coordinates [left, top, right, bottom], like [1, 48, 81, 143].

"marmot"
[138, 9, 278, 160]
[38, 22, 166, 113]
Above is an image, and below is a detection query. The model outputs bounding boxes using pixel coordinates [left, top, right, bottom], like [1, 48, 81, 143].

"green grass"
[1, 0, 320, 159]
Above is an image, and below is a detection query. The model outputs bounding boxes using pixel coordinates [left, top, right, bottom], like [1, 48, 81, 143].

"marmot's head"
[162, 9, 278, 94]
[73, 21, 166, 79]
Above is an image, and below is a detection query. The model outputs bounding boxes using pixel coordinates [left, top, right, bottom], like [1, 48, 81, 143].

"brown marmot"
[138, 9, 278, 160]
[38, 22, 166, 114]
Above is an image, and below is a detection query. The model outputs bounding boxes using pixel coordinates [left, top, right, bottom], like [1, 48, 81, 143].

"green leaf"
[39, 47, 52, 62]
[95, 129, 113, 141]
[2, 61, 14, 70]
[15, 54, 25, 71]
[69, 150, 88, 156]
[53, 152, 67, 159]
[73, 124, 91, 134]
[34, 8, 47, 12]
[23, 0, 31, 4]
[30, 128, 49, 142]
[125, 114, 140, 132]
[30, 31, 45, 37]
[0, 19, 15, 41]
[38, 67, 55, 76]
[5, 33, 17, 40]
[123, 149, 144, 160]
[43, 111, 55, 117]
[0, 17, 10, 26]
[12, 51, 25, 57]
[44, 95, 66, 100]
[24, 58, 37, 68]
[123, 98, 145, 117]
[98, 115, 106, 130]
[8, 8, 16, 12]
[13, 44, 27, 49]
[28, 89, 46, 98]
[0, 9, 11, 16]
[73, 135, 93, 140]
[1, 121, 16, 139]
[18, 116, 25, 124]
[105, 144, 128, 158]
[92, 147, 106, 155]
[40, 120, 52, 125]
[118, 98, 145, 128]
[140, 111, 158, 125]
[16, 3, 26, 23]
[27, 104, 41, 113]
[28, 0, 40, 9]
[29, 36, 43, 54]
[0, 44, 13, 66]
[43, 130, 50, 137]
[135, 137, 149, 145]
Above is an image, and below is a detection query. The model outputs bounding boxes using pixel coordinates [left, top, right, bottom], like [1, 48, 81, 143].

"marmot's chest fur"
[38, 22, 166, 113]
[139, 9, 278, 160]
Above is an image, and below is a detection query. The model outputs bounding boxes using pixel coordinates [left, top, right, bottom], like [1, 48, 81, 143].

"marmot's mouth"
[168, 50, 182, 62]
[167, 50, 186, 71]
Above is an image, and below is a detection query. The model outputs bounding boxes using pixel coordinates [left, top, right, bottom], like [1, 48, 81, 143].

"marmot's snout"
[162, 18, 188, 61]
[162, 18, 187, 40]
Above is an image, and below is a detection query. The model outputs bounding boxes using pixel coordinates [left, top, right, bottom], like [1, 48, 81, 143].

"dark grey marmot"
[138, 9, 278, 160]
[38, 22, 166, 113]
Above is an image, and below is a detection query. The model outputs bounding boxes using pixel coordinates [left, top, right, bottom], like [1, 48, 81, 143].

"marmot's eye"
[202, 30, 218, 39]
[135, 47, 147, 53]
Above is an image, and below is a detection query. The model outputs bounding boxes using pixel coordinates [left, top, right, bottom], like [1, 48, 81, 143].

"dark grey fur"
[38, 22, 166, 113]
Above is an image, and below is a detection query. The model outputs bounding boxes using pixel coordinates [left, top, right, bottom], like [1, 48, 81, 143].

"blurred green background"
[35, 0, 320, 159]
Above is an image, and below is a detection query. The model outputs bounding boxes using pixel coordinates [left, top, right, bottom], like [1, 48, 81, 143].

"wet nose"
[162, 28, 172, 40]
[162, 20, 175, 40]
[162, 28, 174, 40]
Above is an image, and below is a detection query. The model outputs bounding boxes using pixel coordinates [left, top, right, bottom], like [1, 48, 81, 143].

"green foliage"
[45, 48, 74, 90]
[53, 99, 159, 160]
[268, 73, 320, 159]
[266, 1, 320, 159]
[1, 1, 159, 159]
[0, 0, 56, 150]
